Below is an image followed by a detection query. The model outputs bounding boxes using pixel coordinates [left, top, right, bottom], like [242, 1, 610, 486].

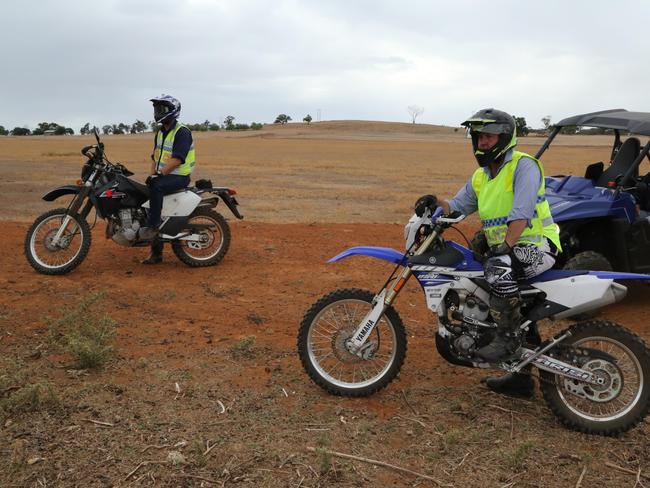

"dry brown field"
[1, 122, 648, 487]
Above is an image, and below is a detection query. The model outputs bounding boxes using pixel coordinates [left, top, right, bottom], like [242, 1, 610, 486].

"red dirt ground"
[2, 218, 650, 487]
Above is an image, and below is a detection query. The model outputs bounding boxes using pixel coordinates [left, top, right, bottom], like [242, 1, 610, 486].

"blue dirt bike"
[297, 207, 650, 435]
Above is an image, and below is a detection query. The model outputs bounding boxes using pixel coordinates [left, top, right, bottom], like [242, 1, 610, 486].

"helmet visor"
[153, 103, 171, 122]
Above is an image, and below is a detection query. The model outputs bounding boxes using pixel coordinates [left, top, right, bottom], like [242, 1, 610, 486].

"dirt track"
[2, 124, 650, 487]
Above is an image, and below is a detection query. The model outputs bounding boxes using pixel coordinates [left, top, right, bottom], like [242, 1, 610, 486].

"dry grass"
[0, 121, 620, 223]
[47, 292, 117, 369]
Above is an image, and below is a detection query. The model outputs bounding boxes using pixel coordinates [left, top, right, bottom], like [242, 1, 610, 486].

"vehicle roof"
[555, 109, 650, 136]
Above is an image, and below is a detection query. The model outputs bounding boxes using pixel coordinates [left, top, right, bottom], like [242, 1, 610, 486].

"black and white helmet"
[461, 108, 517, 167]
[150, 94, 181, 124]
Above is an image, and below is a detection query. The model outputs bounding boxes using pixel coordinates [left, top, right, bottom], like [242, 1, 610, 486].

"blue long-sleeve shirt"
[448, 150, 541, 225]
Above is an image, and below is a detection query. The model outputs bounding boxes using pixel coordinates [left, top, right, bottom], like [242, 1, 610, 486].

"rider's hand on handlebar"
[414, 194, 438, 217]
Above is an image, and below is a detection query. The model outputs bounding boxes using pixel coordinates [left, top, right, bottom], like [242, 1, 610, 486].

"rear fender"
[198, 188, 243, 219]
[328, 246, 406, 265]
[43, 185, 81, 202]
[216, 190, 243, 220]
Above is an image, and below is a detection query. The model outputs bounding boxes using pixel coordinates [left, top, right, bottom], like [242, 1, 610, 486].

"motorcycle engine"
[109, 209, 144, 246]
[453, 334, 476, 355]
[462, 296, 490, 322]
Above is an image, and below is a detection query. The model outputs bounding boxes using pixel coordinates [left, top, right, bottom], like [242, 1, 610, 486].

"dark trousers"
[147, 174, 190, 227]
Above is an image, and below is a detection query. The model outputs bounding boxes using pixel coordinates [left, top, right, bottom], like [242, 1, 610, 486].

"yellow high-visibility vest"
[153, 122, 195, 176]
[471, 151, 561, 250]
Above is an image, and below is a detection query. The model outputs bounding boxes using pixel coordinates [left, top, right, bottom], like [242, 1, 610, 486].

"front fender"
[328, 246, 406, 265]
[43, 185, 81, 202]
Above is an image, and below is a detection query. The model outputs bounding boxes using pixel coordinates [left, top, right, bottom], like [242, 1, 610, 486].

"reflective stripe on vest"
[153, 122, 196, 176]
[471, 151, 561, 251]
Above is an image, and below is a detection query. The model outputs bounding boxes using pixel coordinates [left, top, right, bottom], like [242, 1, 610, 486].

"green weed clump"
[229, 335, 256, 359]
[47, 292, 117, 369]
[503, 440, 536, 471]
[0, 383, 59, 418]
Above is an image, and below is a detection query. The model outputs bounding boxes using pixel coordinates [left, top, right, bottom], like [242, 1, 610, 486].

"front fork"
[346, 230, 439, 354]
[50, 187, 92, 247]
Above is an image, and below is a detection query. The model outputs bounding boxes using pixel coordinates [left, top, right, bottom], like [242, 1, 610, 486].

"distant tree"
[407, 105, 424, 124]
[250, 122, 263, 130]
[132, 120, 147, 133]
[149, 120, 158, 131]
[65, 128, 74, 135]
[303, 114, 312, 125]
[541, 115, 552, 131]
[102, 125, 112, 135]
[223, 115, 235, 129]
[11, 127, 31, 136]
[208, 123, 220, 131]
[54, 125, 67, 135]
[80, 122, 91, 135]
[0, 126, 8, 136]
[514, 116, 530, 136]
[274, 114, 291, 124]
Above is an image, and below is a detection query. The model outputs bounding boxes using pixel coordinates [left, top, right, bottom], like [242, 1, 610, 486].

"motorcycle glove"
[145, 171, 162, 186]
[414, 194, 438, 217]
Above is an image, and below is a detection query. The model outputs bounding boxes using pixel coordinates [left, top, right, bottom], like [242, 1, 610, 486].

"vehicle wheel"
[171, 207, 231, 267]
[24, 208, 91, 275]
[297, 288, 407, 397]
[470, 230, 488, 255]
[563, 251, 612, 272]
[539, 320, 650, 435]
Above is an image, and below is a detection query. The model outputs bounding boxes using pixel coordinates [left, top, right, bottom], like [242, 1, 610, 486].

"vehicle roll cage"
[535, 109, 650, 188]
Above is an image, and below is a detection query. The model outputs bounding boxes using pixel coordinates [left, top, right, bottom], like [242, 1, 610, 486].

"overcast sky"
[3, 0, 649, 131]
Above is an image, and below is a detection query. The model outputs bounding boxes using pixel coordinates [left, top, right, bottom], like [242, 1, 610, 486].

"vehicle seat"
[584, 162, 603, 182]
[596, 137, 640, 187]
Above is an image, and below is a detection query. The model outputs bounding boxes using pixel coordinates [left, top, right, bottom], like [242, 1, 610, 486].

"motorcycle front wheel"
[540, 320, 650, 435]
[171, 207, 231, 267]
[297, 288, 407, 397]
[24, 208, 91, 275]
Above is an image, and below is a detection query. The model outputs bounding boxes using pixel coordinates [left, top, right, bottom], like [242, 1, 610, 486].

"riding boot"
[142, 239, 163, 265]
[476, 295, 522, 362]
[483, 367, 535, 399]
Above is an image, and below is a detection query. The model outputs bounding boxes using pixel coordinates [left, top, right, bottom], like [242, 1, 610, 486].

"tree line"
[0, 113, 315, 136]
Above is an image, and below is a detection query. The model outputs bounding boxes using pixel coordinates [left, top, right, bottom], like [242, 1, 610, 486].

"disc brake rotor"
[331, 328, 379, 362]
[561, 359, 623, 403]
[44, 229, 71, 251]
[331, 329, 362, 363]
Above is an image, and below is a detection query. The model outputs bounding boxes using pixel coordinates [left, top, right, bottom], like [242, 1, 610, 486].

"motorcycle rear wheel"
[171, 207, 231, 267]
[540, 320, 650, 435]
[297, 288, 407, 397]
[24, 208, 91, 275]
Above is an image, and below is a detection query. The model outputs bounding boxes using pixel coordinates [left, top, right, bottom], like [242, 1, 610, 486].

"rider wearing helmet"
[139, 94, 196, 264]
[414, 108, 561, 398]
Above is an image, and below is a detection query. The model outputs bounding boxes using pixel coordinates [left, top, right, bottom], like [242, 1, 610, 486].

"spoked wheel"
[171, 207, 231, 267]
[24, 208, 91, 275]
[540, 320, 650, 435]
[297, 288, 407, 397]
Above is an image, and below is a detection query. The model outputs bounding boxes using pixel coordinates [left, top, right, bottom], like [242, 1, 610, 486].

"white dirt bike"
[297, 207, 650, 435]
